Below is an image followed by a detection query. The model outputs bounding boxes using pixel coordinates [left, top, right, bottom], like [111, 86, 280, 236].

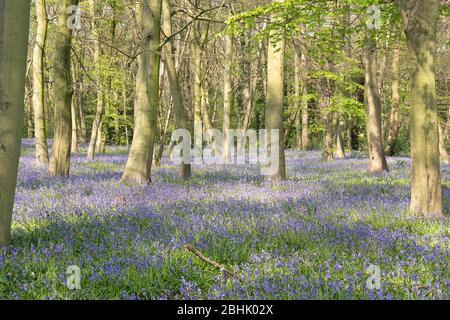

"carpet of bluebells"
[0, 139, 449, 300]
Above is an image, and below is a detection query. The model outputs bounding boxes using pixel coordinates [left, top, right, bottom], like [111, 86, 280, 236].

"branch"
[184, 245, 245, 282]
[158, 5, 225, 50]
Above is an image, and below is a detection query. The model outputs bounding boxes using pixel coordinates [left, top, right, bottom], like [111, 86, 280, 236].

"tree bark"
[161, 0, 191, 179]
[32, 0, 50, 166]
[265, 0, 286, 180]
[320, 86, 334, 162]
[48, 0, 79, 176]
[238, 38, 260, 153]
[396, 0, 442, 217]
[364, 32, 388, 172]
[335, 116, 346, 158]
[192, 24, 205, 162]
[71, 90, 78, 153]
[87, 0, 104, 160]
[294, 50, 302, 149]
[386, 40, 401, 156]
[438, 121, 449, 165]
[121, 0, 162, 184]
[222, 32, 233, 163]
[0, 0, 31, 247]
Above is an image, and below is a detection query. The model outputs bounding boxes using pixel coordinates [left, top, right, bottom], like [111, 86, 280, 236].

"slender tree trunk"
[121, 0, 162, 184]
[71, 91, 78, 153]
[78, 78, 87, 143]
[265, 0, 286, 180]
[386, 40, 401, 156]
[335, 116, 346, 158]
[294, 50, 302, 149]
[347, 117, 353, 154]
[291, 48, 308, 151]
[320, 87, 334, 162]
[438, 121, 449, 165]
[161, 0, 191, 179]
[87, 0, 103, 160]
[301, 82, 309, 150]
[201, 78, 213, 130]
[0, 0, 31, 247]
[238, 39, 260, 153]
[192, 26, 203, 161]
[364, 32, 388, 172]
[74, 73, 83, 143]
[223, 32, 233, 163]
[122, 75, 130, 147]
[48, 0, 79, 176]
[396, 0, 442, 216]
[32, 0, 49, 166]
[154, 102, 172, 166]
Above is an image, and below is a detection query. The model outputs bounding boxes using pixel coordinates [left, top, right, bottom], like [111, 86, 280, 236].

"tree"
[0, 0, 31, 247]
[121, 0, 162, 184]
[395, 0, 443, 217]
[161, 0, 191, 179]
[86, 0, 104, 160]
[265, 0, 286, 180]
[32, 0, 50, 166]
[48, 0, 79, 176]
[385, 40, 401, 156]
[364, 31, 388, 172]
[192, 21, 208, 162]
[222, 32, 234, 163]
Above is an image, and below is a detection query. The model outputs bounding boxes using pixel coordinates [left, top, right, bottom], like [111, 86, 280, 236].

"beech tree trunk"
[396, 0, 442, 217]
[265, 0, 286, 180]
[48, 0, 79, 176]
[438, 121, 449, 165]
[0, 0, 31, 247]
[222, 32, 233, 163]
[320, 86, 334, 162]
[386, 41, 401, 156]
[32, 0, 50, 166]
[364, 32, 388, 172]
[87, 0, 104, 160]
[161, 0, 191, 178]
[192, 23, 207, 161]
[121, 0, 162, 184]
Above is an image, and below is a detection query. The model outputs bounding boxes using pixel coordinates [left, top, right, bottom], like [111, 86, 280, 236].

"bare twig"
[184, 245, 244, 283]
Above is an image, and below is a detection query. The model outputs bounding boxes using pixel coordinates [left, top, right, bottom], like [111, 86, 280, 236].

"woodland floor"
[0, 139, 449, 299]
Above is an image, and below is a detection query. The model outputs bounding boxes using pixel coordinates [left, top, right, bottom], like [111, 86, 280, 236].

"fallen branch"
[184, 245, 244, 283]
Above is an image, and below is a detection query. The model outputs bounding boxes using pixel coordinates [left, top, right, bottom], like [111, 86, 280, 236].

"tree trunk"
[364, 32, 388, 172]
[335, 116, 346, 158]
[294, 50, 302, 149]
[301, 82, 309, 150]
[87, 0, 104, 160]
[265, 0, 286, 180]
[396, 0, 442, 217]
[121, 0, 162, 184]
[0, 0, 31, 247]
[48, 0, 79, 176]
[222, 32, 233, 164]
[122, 73, 130, 147]
[238, 39, 260, 153]
[438, 121, 449, 165]
[320, 87, 334, 162]
[78, 79, 87, 143]
[192, 24, 205, 162]
[201, 78, 213, 130]
[386, 40, 401, 156]
[161, 0, 191, 179]
[347, 117, 353, 154]
[32, 0, 50, 166]
[71, 91, 78, 153]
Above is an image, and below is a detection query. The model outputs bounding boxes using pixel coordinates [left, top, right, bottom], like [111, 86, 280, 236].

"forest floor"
[0, 140, 449, 299]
